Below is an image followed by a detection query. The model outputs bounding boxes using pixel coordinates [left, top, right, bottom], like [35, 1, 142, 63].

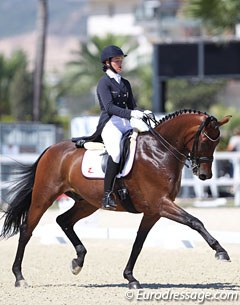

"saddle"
[71, 116, 154, 178]
[71, 117, 153, 213]
[73, 129, 138, 179]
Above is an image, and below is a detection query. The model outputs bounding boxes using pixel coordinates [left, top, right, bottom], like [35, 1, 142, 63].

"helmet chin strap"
[108, 59, 117, 74]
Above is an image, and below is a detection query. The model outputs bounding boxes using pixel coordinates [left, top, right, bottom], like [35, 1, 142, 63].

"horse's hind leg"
[12, 201, 53, 287]
[12, 223, 32, 287]
[56, 200, 98, 275]
[161, 199, 230, 261]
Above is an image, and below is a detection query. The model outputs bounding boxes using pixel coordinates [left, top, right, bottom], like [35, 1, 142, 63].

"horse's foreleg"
[161, 200, 230, 261]
[123, 214, 160, 289]
[56, 201, 98, 275]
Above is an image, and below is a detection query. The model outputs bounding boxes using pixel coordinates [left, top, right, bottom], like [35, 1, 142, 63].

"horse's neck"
[136, 120, 188, 174]
[155, 121, 188, 144]
[153, 116, 201, 150]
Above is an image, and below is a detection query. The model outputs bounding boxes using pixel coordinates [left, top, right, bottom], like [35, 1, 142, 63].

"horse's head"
[144, 110, 231, 181]
[187, 115, 231, 180]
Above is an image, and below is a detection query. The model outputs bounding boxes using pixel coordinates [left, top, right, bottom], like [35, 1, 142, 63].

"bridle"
[188, 115, 220, 173]
[143, 113, 220, 173]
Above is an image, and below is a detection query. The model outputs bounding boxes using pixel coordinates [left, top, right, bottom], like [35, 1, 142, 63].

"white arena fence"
[0, 152, 240, 206]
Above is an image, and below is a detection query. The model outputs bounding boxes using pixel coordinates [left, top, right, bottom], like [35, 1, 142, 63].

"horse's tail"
[0, 148, 49, 239]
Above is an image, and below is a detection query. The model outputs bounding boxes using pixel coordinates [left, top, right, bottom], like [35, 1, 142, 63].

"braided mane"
[155, 109, 209, 127]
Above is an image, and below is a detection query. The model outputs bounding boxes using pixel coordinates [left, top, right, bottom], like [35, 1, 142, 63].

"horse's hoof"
[215, 251, 231, 262]
[128, 281, 142, 289]
[70, 258, 82, 275]
[15, 280, 28, 288]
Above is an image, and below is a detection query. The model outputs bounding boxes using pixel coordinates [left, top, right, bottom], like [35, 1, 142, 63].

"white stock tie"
[116, 74, 121, 84]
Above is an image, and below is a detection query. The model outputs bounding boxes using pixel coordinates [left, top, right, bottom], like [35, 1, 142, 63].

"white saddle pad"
[81, 130, 138, 179]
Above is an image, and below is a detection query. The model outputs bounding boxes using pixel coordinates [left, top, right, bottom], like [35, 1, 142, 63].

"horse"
[0, 109, 231, 289]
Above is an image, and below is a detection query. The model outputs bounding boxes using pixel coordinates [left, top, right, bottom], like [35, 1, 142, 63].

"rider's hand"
[144, 110, 155, 120]
[131, 110, 144, 120]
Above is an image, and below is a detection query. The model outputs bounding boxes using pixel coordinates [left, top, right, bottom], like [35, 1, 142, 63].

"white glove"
[131, 110, 144, 120]
[144, 110, 155, 120]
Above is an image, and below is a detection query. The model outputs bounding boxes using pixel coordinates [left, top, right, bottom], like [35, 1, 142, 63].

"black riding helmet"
[101, 45, 127, 63]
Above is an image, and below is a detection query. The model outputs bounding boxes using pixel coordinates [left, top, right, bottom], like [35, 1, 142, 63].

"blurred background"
[1, 0, 240, 206]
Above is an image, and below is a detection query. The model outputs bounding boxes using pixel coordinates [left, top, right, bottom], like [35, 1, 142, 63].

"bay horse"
[0, 109, 231, 289]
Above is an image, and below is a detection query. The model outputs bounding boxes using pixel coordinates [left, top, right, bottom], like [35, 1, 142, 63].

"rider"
[97, 45, 144, 210]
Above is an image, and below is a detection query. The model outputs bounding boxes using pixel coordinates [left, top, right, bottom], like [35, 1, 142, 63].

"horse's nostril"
[199, 174, 207, 180]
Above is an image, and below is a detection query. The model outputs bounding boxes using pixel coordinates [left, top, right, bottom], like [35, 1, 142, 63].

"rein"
[143, 113, 219, 171]
[143, 116, 187, 165]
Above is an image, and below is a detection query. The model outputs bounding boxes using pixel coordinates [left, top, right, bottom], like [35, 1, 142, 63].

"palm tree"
[60, 34, 152, 112]
[183, 0, 240, 34]
[65, 34, 139, 94]
[33, 0, 48, 121]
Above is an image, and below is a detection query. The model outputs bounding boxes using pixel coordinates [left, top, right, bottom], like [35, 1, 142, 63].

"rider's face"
[108, 56, 124, 73]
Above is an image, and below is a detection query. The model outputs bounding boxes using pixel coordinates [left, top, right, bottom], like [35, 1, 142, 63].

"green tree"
[9, 67, 33, 121]
[0, 54, 10, 116]
[0, 50, 31, 120]
[183, 0, 240, 34]
[166, 79, 225, 112]
[40, 79, 58, 123]
[128, 61, 153, 110]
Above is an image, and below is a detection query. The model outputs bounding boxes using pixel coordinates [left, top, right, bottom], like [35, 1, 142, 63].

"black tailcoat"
[81, 74, 137, 143]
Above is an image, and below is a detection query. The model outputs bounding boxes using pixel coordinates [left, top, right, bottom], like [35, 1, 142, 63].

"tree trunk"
[33, 0, 48, 121]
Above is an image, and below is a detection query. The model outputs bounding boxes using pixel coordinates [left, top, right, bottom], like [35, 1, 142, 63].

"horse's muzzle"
[192, 157, 213, 180]
[198, 171, 212, 180]
[193, 164, 212, 180]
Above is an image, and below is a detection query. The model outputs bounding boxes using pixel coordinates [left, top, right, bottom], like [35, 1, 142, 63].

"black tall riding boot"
[102, 156, 119, 210]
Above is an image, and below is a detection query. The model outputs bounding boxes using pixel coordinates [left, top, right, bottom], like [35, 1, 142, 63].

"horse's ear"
[217, 115, 232, 127]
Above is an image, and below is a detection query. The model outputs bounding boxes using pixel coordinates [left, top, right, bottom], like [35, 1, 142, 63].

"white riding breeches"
[101, 115, 132, 163]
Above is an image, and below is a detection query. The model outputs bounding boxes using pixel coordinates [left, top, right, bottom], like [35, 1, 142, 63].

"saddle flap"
[82, 149, 106, 178]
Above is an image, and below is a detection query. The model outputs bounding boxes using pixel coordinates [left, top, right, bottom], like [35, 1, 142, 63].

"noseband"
[144, 114, 220, 173]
